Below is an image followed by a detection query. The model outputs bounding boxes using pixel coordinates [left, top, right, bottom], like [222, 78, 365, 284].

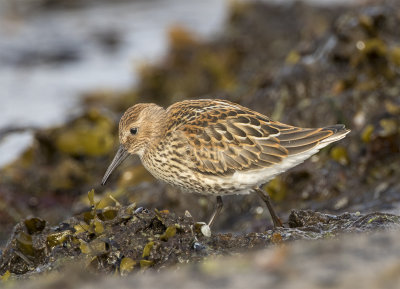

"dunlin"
[102, 99, 350, 228]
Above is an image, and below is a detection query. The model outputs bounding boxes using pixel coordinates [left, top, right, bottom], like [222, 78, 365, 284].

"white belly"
[205, 146, 322, 195]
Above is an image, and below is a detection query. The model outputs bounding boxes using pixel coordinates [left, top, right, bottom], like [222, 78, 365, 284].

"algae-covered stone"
[79, 240, 91, 254]
[160, 225, 177, 241]
[362, 124, 374, 143]
[88, 189, 96, 207]
[140, 260, 154, 269]
[124, 202, 137, 216]
[285, 50, 301, 65]
[79, 239, 107, 256]
[55, 109, 115, 156]
[385, 100, 400, 115]
[98, 207, 119, 221]
[142, 241, 154, 258]
[390, 46, 400, 66]
[16, 232, 34, 257]
[46, 231, 72, 249]
[379, 118, 398, 137]
[74, 222, 90, 235]
[120, 257, 136, 274]
[0, 270, 11, 282]
[93, 219, 104, 235]
[24, 217, 46, 235]
[330, 146, 350, 165]
[48, 158, 89, 190]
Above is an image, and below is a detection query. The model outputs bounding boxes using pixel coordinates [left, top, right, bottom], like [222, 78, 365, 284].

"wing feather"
[165, 99, 349, 176]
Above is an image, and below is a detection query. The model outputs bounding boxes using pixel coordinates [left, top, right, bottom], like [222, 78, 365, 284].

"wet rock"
[4, 228, 400, 289]
[1, 203, 399, 279]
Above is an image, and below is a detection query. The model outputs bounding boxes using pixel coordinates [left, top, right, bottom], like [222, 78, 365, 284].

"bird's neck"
[141, 109, 168, 158]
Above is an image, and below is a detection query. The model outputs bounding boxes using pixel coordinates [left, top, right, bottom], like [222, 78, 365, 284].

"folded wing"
[166, 99, 349, 176]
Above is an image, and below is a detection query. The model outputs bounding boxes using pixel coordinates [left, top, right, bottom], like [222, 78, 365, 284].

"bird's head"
[101, 103, 165, 185]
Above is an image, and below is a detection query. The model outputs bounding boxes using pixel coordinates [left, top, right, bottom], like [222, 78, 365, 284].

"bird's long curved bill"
[101, 145, 129, 185]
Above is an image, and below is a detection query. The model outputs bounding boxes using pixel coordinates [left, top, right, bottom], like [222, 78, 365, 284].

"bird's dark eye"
[130, 127, 138, 135]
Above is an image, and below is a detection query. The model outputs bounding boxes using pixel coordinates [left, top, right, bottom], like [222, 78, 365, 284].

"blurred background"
[1, 0, 400, 251]
[0, 0, 227, 166]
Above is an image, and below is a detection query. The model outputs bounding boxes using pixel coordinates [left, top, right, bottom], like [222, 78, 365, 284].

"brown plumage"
[102, 99, 350, 228]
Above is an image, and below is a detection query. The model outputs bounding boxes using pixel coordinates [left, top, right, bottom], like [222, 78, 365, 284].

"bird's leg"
[254, 188, 283, 228]
[207, 196, 223, 227]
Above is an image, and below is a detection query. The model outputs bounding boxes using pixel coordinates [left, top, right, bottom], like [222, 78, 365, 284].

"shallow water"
[0, 0, 227, 166]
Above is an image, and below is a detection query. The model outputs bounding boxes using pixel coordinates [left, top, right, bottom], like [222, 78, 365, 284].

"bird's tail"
[319, 124, 351, 145]
[274, 123, 350, 155]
